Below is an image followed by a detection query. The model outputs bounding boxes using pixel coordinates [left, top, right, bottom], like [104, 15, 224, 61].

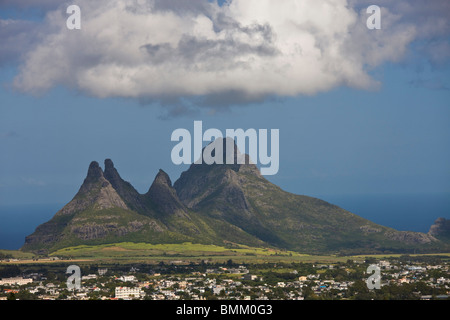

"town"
[0, 255, 449, 300]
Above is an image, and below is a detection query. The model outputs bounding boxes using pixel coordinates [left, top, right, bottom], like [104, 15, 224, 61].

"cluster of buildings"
[0, 258, 448, 300]
[0, 277, 33, 286]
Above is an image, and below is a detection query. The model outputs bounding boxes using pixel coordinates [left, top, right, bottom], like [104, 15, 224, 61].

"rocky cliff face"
[22, 144, 450, 254]
[384, 231, 437, 244]
[103, 159, 145, 213]
[57, 161, 129, 215]
[146, 170, 190, 218]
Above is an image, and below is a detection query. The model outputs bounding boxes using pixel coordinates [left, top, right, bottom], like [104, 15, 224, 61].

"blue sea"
[0, 203, 63, 251]
[318, 193, 450, 234]
[0, 193, 449, 250]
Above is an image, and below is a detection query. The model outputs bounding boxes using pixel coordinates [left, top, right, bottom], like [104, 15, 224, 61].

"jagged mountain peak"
[81, 161, 104, 185]
[103, 158, 125, 186]
[151, 169, 172, 188]
[173, 137, 263, 207]
[198, 137, 259, 169]
[87, 160, 103, 175]
[76, 161, 105, 196]
[104, 158, 116, 174]
[146, 169, 190, 219]
[101, 159, 146, 214]
[59, 160, 129, 215]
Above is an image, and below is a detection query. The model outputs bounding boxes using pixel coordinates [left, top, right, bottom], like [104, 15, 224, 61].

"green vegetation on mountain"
[21, 139, 450, 255]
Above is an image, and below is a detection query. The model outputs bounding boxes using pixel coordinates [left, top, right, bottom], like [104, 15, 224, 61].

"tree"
[178, 291, 191, 300]
[0, 265, 21, 278]
[302, 286, 318, 300]
[7, 292, 16, 300]
[57, 292, 68, 300]
[349, 280, 374, 300]
[16, 290, 38, 300]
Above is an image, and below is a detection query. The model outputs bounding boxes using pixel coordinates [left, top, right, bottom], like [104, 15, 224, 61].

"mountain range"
[22, 139, 450, 255]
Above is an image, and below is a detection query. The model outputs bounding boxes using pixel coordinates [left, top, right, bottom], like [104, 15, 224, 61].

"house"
[98, 268, 108, 276]
[398, 277, 409, 284]
[118, 275, 137, 282]
[76, 292, 87, 299]
[115, 287, 144, 300]
[243, 274, 259, 281]
[213, 286, 225, 295]
[437, 277, 448, 284]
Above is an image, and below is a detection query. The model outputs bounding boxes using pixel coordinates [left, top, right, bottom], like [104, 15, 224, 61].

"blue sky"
[0, 0, 449, 206]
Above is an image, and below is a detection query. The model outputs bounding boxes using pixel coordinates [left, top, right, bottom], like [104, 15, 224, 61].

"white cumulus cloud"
[5, 0, 447, 112]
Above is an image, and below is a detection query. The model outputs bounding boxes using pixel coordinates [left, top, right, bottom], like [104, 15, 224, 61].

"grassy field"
[1, 243, 449, 265]
[49, 242, 315, 263]
[0, 249, 34, 259]
[350, 252, 450, 259]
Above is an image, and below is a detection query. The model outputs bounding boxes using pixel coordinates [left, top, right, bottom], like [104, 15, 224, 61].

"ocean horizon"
[0, 192, 449, 251]
[319, 192, 450, 234]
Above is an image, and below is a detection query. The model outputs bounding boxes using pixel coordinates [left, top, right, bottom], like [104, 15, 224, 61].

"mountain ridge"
[22, 142, 449, 255]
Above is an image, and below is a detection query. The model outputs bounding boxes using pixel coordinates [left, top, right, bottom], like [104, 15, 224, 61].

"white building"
[119, 275, 137, 282]
[98, 268, 108, 276]
[437, 277, 449, 284]
[0, 277, 33, 286]
[213, 285, 225, 295]
[115, 287, 144, 300]
[81, 274, 97, 280]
